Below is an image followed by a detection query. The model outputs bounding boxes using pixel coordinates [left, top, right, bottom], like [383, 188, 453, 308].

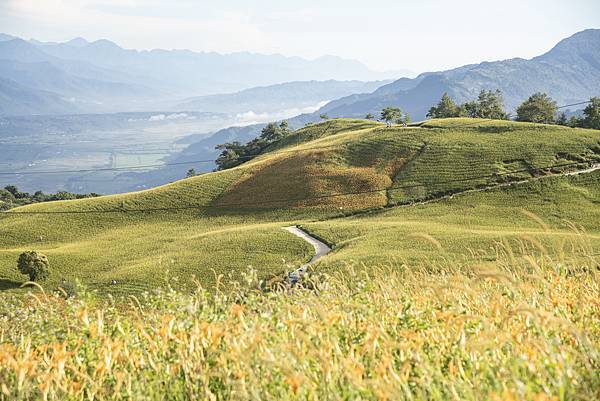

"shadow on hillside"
[478, 126, 515, 134]
[0, 278, 22, 291]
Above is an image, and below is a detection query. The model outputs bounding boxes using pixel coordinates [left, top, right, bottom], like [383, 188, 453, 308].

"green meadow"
[1, 118, 599, 400]
[0, 118, 598, 294]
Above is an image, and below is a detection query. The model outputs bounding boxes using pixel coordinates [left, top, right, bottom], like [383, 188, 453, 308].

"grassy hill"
[305, 171, 600, 272]
[1, 118, 599, 401]
[0, 118, 598, 295]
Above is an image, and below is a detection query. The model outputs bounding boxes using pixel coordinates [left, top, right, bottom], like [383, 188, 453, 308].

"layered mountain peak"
[535, 28, 600, 66]
[0, 33, 17, 42]
[65, 37, 90, 47]
[310, 28, 600, 121]
[0, 38, 55, 63]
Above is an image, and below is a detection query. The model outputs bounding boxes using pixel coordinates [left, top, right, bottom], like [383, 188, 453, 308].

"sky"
[1, 0, 599, 74]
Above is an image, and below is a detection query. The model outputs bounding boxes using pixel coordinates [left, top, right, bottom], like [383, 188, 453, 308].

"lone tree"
[186, 168, 197, 178]
[18, 251, 49, 282]
[381, 107, 402, 127]
[427, 93, 459, 119]
[319, 113, 329, 120]
[516, 92, 558, 124]
[582, 97, 600, 130]
[365, 113, 375, 120]
[475, 89, 508, 120]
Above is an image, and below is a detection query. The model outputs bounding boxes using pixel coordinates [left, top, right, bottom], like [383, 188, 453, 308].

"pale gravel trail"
[279, 164, 600, 282]
[283, 226, 331, 283]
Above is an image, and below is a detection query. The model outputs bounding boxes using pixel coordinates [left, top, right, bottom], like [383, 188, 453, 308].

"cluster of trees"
[214, 121, 292, 170]
[427, 91, 600, 129]
[212, 93, 600, 172]
[561, 97, 600, 129]
[0, 185, 100, 211]
[365, 108, 411, 127]
[427, 90, 509, 120]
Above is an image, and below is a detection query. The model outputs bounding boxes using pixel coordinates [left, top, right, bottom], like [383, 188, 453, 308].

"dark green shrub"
[17, 251, 49, 282]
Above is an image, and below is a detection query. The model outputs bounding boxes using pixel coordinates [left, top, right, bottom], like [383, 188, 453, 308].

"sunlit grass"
[0, 119, 598, 295]
[0, 242, 598, 400]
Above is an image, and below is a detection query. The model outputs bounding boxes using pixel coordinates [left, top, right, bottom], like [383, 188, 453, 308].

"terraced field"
[304, 171, 600, 272]
[0, 118, 598, 296]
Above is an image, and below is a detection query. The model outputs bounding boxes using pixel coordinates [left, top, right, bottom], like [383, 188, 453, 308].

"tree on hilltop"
[261, 121, 291, 142]
[365, 113, 375, 120]
[0, 185, 99, 211]
[381, 107, 402, 127]
[516, 93, 558, 124]
[474, 90, 508, 120]
[215, 121, 293, 170]
[427, 93, 459, 119]
[455, 90, 508, 119]
[582, 97, 600, 129]
[458, 101, 478, 118]
[561, 98, 600, 129]
[568, 116, 582, 128]
[428, 90, 507, 120]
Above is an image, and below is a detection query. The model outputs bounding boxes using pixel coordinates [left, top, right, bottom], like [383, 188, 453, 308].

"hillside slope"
[0, 119, 598, 294]
[0, 77, 80, 116]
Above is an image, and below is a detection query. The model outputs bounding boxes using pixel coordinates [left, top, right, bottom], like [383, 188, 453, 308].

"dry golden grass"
[0, 244, 598, 400]
[215, 149, 391, 210]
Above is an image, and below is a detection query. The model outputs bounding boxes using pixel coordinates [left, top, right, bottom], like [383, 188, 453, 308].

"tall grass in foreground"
[0, 246, 598, 400]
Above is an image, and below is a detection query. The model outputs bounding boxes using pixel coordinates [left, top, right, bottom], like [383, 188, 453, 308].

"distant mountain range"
[0, 33, 405, 116]
[175, 80, 390, 115]
[137, 28, 600, 188]
[308, 29, 600, 121]
[2, 29, 599, 194]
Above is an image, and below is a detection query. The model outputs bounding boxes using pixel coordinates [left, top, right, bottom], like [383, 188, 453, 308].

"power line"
[557, 100, 592, 110]
[0, 144, 339, 176]
[0, 122, 340, 176]
[0, 159, 217, 176]
[2, 160, 595, 215]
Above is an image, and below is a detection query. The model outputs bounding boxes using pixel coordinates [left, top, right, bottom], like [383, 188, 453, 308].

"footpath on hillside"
[283, 226, 331, 284]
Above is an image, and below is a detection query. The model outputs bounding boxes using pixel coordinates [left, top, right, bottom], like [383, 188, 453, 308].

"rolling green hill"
[0, 118, 598, 295]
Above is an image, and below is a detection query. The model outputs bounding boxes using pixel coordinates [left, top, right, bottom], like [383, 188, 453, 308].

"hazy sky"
[1, 0, 599, 73]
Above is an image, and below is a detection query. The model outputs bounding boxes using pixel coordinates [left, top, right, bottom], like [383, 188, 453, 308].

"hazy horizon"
[1, 0, 599, 74]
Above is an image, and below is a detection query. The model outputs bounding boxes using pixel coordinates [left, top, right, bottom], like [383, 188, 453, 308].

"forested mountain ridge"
[309, 29, 600, 120]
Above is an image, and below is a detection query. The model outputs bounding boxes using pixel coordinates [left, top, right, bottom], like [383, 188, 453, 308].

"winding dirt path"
[280, 164, 600, 282]
[563, 164, 600, 176]
[283, 226, 331, 283]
